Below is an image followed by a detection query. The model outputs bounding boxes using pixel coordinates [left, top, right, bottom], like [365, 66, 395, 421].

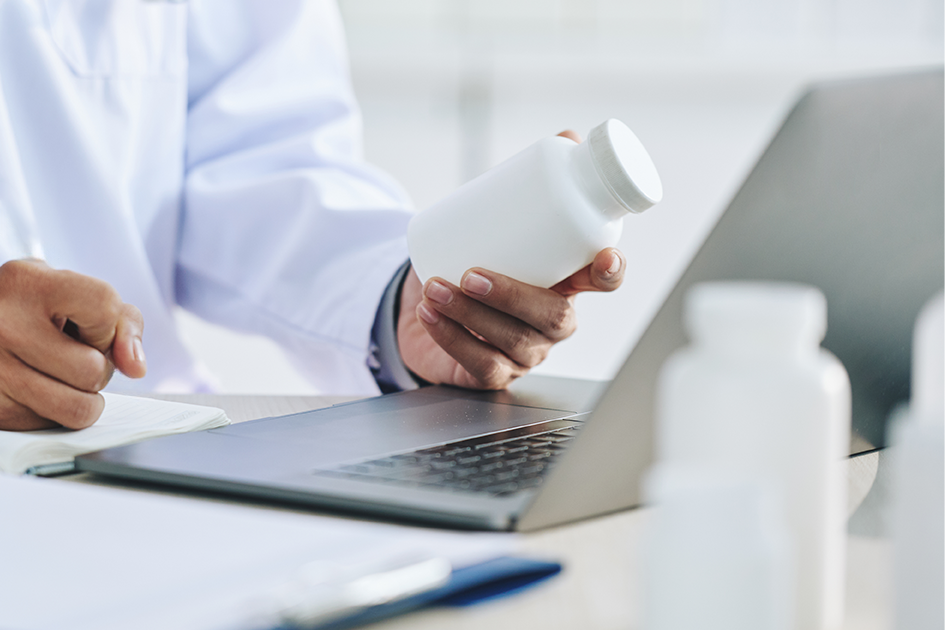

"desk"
[70, 394, 890, 630]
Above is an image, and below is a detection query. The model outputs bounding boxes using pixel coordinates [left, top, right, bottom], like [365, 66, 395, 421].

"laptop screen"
[607, 70, 944, 453]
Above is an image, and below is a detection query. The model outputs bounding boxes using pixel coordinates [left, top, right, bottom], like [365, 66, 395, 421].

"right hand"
[0, 259, 146, 431]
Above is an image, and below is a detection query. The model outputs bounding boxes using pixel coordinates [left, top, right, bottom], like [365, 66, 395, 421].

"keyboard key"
[389, 455, 422, 465]
[381, 464, 435, 480]
[475, 442, 505, 451]
[520, 463, 545, 476]
[483, 482, 520, 495]
[430, 460, 457, 470]
[443, 446, 471, 457]
[501, 445, 529, 455]
[418, 472, 455, 484]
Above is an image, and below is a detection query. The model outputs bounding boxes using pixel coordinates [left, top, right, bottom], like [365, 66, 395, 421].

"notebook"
[0, 393, 230, 475]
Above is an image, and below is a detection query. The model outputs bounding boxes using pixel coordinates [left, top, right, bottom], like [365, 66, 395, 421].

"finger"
[0, 395, 58, 431]
[42, 268, 124, 353]
[457, 270, 578, 342]
[0, 261, 112, 397]
[0, 351, 105, 429]
[112, 303, 146, 379]
[551, 248, 625, 297]
[0, 283, 115, 392]
[557, 130, 582, 143]
[415, 301, 526, 389]
[3, 322, 114, 393]
[422, 279, 552, 368]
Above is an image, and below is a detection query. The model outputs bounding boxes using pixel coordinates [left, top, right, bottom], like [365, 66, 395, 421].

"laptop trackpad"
[212, 395, 573, 467]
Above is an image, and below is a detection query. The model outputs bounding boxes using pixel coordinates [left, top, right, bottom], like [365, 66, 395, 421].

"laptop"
[77, 70, 945, 531]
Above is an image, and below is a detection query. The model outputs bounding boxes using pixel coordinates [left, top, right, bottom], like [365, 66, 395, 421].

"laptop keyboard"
[313, 420, 581, 498]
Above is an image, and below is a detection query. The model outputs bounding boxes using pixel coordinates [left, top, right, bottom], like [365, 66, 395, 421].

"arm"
[181, 6, 622, 394]
[179, 0, 413, 394]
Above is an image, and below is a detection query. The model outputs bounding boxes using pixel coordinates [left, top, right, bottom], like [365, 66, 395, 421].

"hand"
[397, 247, 625, 389]
[0, 259, 146, 431]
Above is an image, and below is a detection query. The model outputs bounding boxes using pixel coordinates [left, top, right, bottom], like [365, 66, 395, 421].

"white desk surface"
[69, 393, 891, 630]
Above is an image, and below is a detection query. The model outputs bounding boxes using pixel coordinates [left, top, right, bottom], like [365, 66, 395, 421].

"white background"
[175, 0, 943, 394]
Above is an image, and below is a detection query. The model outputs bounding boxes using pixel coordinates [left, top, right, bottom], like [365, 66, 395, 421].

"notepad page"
[0, 475, 516, 630]
[0, 393, 230, 474]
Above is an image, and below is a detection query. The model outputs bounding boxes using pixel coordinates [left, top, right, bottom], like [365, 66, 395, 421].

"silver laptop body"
[78, 70, 944, 531]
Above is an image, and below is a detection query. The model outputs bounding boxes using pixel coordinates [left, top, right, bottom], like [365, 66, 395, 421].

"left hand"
[397, 247, 626, 390]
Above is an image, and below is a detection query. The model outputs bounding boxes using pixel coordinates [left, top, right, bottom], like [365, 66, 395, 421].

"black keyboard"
[313, 420, 581, 497]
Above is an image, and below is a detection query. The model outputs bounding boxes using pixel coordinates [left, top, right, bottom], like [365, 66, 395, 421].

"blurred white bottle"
[890, 292, 943, 630]
[407, 119, 662, 288]
[656, 282, 851, 630]
[642, 468, 793, 630]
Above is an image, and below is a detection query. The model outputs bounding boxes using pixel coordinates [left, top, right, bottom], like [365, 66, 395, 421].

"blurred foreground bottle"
[890, 292, 944, 630]
[645, 282, 851, 630]
[642, 468, 793, 630]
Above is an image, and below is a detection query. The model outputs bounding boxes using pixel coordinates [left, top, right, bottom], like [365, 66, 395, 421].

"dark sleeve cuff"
[368, 261, 429, 393]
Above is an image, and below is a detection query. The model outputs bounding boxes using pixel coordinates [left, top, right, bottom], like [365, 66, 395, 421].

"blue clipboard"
[279, 556, 562, 630]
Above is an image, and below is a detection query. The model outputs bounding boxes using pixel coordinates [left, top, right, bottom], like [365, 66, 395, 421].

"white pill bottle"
[657, 282, 851, 630]
[407, 120, 663, 288]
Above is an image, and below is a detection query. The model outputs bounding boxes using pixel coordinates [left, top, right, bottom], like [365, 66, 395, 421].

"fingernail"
[133, 338, 146, 364]
[417, 302, 440, 325]
[425, 280, 453, 305]
[606, 253, 621, 276]
[462, 271, 492, 296]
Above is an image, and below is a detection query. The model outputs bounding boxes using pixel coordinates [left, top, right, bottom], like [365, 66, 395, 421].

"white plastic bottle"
[642, 468, 793, 630]
[656, 282, 851, 630]
[407, 119, 662, 288]
[890, 292, 943, 630]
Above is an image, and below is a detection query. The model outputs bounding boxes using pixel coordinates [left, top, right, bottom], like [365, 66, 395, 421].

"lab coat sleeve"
[178, 0, 413, 395]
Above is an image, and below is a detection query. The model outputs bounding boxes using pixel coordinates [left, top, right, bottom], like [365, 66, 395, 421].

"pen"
[25, 461, 76, 476]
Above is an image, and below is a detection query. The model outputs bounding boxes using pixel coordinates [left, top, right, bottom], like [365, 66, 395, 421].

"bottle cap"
[587, 119, 663, 213]
[684, 281, 828, 352]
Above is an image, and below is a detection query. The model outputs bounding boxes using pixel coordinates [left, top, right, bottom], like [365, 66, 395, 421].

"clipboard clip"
[266, 556, 452, 629]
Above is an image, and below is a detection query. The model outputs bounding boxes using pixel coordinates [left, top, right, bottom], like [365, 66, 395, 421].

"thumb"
[557, 130, 582, 143]
[552, 248, 625, 296]
[111, 303, 147, 379]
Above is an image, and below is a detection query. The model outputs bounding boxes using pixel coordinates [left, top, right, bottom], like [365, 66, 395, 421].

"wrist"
[369, 261, 423, 393]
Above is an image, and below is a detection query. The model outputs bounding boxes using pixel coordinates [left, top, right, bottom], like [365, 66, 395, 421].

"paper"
[0, 475, 514, 630]
[0, 393, 230, 474]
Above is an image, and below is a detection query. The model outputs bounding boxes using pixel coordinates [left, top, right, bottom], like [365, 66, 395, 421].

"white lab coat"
[0, 0, 414, 394]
